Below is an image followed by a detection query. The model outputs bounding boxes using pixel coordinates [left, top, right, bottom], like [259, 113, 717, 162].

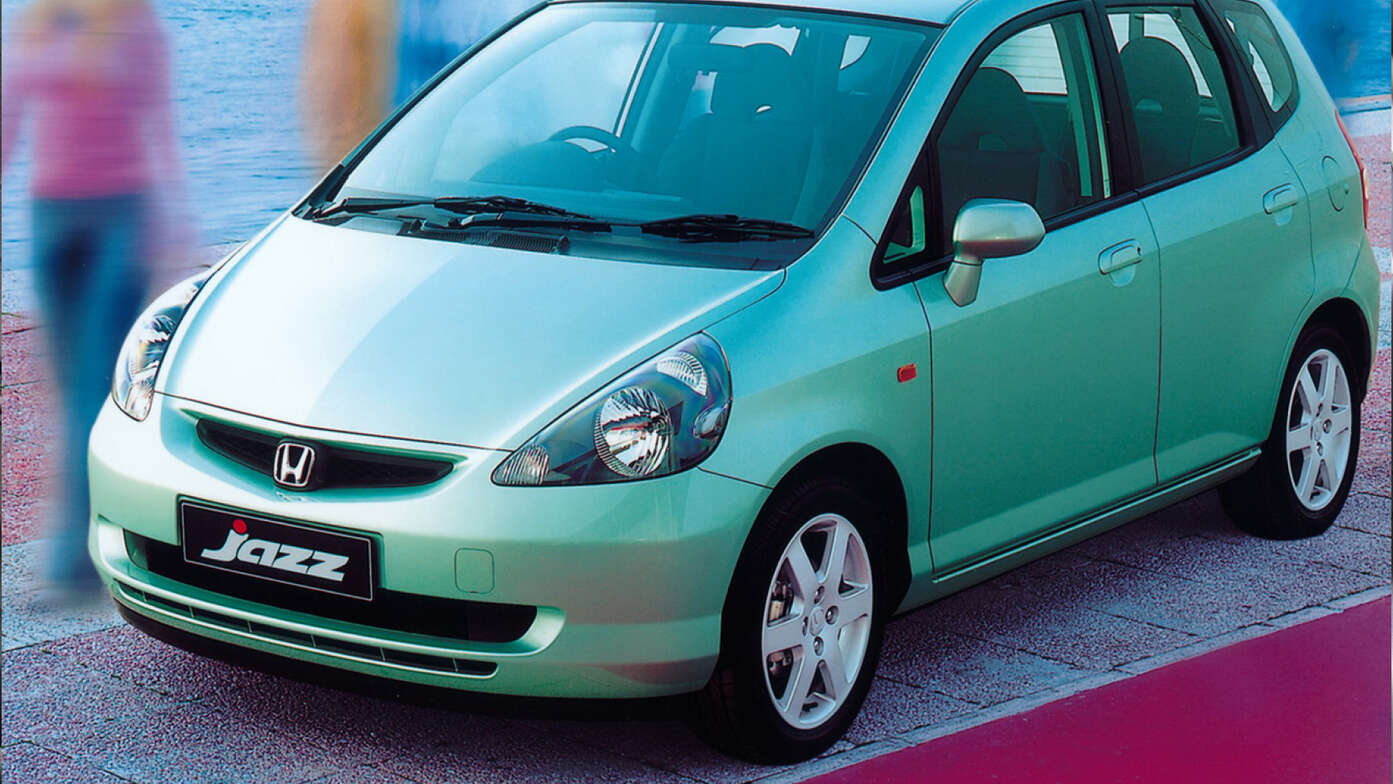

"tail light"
[1336, 112, 1370, 231]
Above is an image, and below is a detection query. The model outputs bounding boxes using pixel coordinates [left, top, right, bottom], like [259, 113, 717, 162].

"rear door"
[1100, 1, 1314, 481]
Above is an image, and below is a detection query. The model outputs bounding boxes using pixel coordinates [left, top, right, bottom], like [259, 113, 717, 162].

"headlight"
[493, 333, 731, 486]
[111, 268, 217, 421]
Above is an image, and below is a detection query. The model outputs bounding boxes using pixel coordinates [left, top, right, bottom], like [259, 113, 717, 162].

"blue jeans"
[31, 195, 149, 585]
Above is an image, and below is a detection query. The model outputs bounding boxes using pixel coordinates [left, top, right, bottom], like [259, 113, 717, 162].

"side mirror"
[942, 199, 1045, 307]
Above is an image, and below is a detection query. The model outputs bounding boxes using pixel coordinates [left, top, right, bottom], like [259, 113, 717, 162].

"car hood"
[162, 216, 783, 449]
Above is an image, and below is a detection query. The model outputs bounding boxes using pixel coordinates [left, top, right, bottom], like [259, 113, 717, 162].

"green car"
[92, 0, 1377, 762]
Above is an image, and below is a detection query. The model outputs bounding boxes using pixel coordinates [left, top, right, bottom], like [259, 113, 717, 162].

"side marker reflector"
[897, 364, 918, 383]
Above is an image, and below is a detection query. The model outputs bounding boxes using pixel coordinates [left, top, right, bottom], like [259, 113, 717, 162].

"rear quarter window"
[1212, 0, 1298, 121]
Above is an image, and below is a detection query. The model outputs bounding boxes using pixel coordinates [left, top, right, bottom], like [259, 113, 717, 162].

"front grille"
[130, 533, 536, 644]
[115, 583, 497, 677]
[196, 420, 453, 490]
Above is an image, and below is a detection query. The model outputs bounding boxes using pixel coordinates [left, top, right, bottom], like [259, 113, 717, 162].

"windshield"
[330, 2, 936, 269]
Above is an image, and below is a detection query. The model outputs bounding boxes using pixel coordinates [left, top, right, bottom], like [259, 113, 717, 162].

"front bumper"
[89, 395, 769, 698]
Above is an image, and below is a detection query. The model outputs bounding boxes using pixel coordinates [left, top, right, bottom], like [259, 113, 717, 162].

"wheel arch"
[1305, 297, 1373, 399]
[758, 443, 912, 611]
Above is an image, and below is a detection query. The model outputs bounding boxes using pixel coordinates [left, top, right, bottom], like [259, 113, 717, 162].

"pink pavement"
[809, 597, 1392, 784]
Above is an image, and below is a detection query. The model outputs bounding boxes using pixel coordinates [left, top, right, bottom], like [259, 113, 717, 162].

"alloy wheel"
[761, 513, 873, 729]
[1285, 348, 1353, 512]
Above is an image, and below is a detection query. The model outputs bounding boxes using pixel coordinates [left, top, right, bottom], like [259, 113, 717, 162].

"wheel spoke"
[1296, 367, 1320, 416]
[1329, 407, 1353, 436]
[1295, 454, 1319, 502]
[1286, 426, 1312, 455]
[837, 584, 874, 625]
[784, 544, 819, 602]
[822, 522, 852, 591]
[820, 641, 852, 700]
[1317, 357, 1336, 405]
[779, 650, 819, 721]
[763, 616, 804, 656]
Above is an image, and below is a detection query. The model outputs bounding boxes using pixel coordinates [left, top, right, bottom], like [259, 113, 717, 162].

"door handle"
[1264, 184, 1299, 214]
[1099, 240, 1143, 275]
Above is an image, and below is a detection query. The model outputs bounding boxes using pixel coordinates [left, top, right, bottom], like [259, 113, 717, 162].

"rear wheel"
[691, 478, 885, 763]
[1222, 325, 1361, 539]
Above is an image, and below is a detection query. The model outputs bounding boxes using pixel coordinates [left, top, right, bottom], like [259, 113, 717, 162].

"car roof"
[553, 0, 971, 26]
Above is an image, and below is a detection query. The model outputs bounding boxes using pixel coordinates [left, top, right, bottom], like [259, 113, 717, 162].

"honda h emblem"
[274, 442, 317, 489]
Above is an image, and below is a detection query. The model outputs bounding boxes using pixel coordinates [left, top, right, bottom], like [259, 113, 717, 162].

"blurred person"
[300, 0, 396, 169]
[302, 0, 533, 169]
[1, 0, 186, 596]
[1276, 0, 1379, 100]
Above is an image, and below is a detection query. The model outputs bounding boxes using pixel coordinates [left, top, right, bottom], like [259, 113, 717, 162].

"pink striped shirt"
[2, 5, 178, 199]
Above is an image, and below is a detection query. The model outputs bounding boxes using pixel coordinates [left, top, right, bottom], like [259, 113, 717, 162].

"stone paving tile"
[1378, 276, 1392, 350]
[0, 742, 130, 784]
[1, 430, 48, 546]
[1265, 525, 1392, 578]
[1352, 424, 1392, 497]
[377, 720, 697, 784]
[876, 623, 1097, 707]
[1353, 133, 1390, 248]
[1, 325, 46, 388]
[0, 590, 122, 653]
[45, 626, 274, 703]
[1, 648, 182, 750]
[301, 764, 420, 784]
[908, 581, 1197, 671]
[840, 678, 974, 747]
[1, 634, 31, 653]
[1, 376, 56, 444]
[0, 312, 39, 334]
[523, 718, 790, 784]
[49, 702, 346, 784]
[1337, 493, 1393, 537]
[1091, 528, 1384, 603]
[1065, 493, 1387, 593]
[200, 677, 473, 768]
[1001, 550, 1376, 638]
[2, 535, 44, 591]
[1, 542, 122, 646]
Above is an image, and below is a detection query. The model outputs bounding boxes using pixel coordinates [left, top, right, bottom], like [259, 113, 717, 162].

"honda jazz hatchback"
[92, 0, 1378, 762]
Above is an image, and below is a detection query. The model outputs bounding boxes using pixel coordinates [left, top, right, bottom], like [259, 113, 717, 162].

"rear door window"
[1105, 6, 1242, 183]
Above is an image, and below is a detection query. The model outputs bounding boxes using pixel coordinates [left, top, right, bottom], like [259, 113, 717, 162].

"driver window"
[882, 14, 1109, 265]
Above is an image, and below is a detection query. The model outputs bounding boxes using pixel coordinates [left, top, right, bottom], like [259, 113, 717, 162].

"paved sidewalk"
[1, 125, 1389, 784]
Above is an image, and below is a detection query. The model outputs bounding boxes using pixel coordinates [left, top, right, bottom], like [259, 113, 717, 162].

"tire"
[1221, 324, 1361, 539]
[690, 477, 888, 764]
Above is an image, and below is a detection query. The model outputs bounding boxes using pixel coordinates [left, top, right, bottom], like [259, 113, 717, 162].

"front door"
[875, 9, 1164, 573]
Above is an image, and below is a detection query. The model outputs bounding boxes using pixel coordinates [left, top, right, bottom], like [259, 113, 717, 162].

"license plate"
[180, 501, 375, 600]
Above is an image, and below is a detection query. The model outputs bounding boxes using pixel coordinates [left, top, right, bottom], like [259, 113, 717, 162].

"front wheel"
[691, 478, 886, 763]
[1222, 325, 1361, 539]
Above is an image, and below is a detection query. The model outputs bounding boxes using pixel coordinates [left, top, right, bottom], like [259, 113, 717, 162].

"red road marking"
[812, 597, 1391, 784]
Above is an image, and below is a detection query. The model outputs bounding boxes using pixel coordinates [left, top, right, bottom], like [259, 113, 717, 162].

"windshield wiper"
[447, 212, 612, 232]
[309, 196, 432, 220]
[435, 196, 595, 219]
[639, 214, 815, 242]
[310, 195, 595, 221]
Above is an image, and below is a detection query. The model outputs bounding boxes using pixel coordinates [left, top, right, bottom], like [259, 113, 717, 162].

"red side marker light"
[897, 364, 918, 383]
[232, 518, 248, 535]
